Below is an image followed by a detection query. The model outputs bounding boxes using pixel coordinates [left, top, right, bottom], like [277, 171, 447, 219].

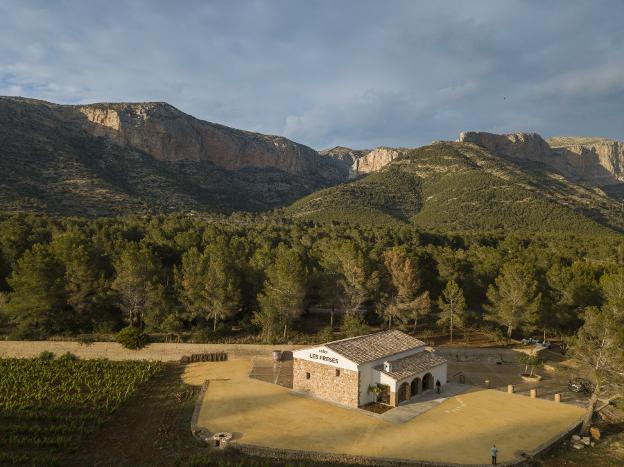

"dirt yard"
[187, 359, 585, 465]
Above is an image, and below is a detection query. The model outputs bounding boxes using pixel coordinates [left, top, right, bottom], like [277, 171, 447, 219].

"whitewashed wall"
[356, 347, 427, 405]
[292, 346, 358, 370]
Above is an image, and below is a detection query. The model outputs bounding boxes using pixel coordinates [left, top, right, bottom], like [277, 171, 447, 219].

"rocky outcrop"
[459, 131, 624, 185]
[458, 131, 552, 162]
[319, 146, 369, 166]
[352, 147, 403, 176]
[76, 102, 347, 182]
[547, 137, 624, 185]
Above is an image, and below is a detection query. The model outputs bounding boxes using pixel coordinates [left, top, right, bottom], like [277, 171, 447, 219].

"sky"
[1, 0, 623, 150]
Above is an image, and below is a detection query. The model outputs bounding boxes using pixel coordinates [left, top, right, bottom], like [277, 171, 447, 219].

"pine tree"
[485, 262, 540, 340]
[437, 280, 467, 344]
[256, 244, 307, 340]
[111, 245, 166, 329]
[177, 246, 241, 332]
[4, 244, 66, 337]
[571, 305, 624, 434]
[383, 248, 425, 330]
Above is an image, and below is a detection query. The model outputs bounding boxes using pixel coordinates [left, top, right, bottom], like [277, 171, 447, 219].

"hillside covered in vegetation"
[286, 143, 624, 234]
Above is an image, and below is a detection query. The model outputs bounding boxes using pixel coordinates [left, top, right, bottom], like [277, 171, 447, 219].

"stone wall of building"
[293, 359, 359, 407]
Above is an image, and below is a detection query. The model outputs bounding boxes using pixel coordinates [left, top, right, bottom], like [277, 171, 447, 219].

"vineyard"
[0, 354, 165, 466]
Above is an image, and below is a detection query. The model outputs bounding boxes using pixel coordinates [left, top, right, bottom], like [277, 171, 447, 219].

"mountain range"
[1, 96, 623, 234]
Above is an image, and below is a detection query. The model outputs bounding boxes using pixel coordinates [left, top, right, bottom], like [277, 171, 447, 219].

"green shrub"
[77, 334, 96, 346]
[341, 313, 370, 337]
[37, 351, 55, 361]
[58, 351, 78, 362]
[115, 326, 148, 350]
[189, 328, 211, 344]
[316, 326, 335, 343]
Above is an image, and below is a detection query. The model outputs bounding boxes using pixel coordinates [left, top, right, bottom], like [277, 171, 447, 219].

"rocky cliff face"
[547, 137, 624, 185]
[319, 146, 369, 166]
[352, 147, 403, 176]
[76, 102, 346, 182]
[320, 146, 403, 178]
[458, 131, 624, 185]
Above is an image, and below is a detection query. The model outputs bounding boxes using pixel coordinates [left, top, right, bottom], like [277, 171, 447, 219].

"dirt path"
[62, 364, 203, 467]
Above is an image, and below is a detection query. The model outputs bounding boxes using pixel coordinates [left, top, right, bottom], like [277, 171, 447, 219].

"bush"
[189, 328, 211, 344]
[115, 326, 148, 350]
[78, 334, 96, 346]
[37, 351, 55, 360]
[341, 313, 370, 337]
[58, 351, 78, 361]
[316, 326, 334, 343]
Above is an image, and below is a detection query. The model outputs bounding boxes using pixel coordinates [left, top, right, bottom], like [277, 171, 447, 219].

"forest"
[0, 212, 623, 345]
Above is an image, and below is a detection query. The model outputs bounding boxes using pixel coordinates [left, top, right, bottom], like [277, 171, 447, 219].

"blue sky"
[1, 0, 623, 149]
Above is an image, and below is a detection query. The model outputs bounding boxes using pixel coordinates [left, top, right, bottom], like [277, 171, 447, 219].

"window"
[335, 369, 340, 377]
[306, 372, 310, 380]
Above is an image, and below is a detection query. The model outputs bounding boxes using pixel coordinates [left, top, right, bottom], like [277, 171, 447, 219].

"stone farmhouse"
[292, 330, 447, 408]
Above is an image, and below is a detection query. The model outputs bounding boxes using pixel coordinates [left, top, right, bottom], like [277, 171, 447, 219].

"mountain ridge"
[1, 96, 623, 234]
[0, 96, 348, 216]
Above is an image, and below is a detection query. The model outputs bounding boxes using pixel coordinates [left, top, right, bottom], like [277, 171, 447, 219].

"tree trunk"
[330, 305, 334, 329]
[283, 323, 288, 340]
[213, 316, 217, 332]
[450, 306, 453, 345]
[580, 387, 600, 435]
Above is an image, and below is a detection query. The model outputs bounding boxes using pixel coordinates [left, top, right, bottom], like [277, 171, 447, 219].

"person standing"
[435, 380, 441, 393]
[491, 444, 498, 465]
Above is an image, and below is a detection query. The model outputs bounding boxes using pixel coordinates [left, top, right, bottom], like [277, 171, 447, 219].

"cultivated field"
[188, 359, 585, 465]
[0, 356, 164, 466]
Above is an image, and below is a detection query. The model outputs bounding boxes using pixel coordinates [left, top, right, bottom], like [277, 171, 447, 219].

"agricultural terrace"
[0, 355, 164, 466]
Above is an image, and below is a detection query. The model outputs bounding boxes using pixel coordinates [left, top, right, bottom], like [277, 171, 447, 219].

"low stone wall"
[436, 346, 521, 363]
[0, 341, 306, 361]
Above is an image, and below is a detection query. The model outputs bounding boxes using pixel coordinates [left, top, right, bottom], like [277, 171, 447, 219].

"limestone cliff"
[547, 137, 624, 185]
[352, 147, 403, 176]
[77, 102, 346, 182]
[458, 131, 624, 185]
[319, 146, 369, 166]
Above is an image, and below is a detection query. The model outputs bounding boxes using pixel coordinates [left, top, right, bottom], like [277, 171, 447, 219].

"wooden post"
[530, 388, 537, 398]
[554, 393, 561, 403]
[507, 384, 514, 394]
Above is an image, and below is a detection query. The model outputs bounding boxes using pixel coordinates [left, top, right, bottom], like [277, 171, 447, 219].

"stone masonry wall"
[293, 359, 359, 407]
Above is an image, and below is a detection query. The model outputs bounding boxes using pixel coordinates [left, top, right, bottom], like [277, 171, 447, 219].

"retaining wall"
[0, 341, 306, 361]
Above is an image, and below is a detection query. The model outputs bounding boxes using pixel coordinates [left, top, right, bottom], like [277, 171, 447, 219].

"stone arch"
[422, 372, 434, 391]
[410, 377, 421, 397]
[397, 381, 410, 404]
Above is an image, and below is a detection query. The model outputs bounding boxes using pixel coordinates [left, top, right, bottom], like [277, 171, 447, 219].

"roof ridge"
[324, 329, 397, 346]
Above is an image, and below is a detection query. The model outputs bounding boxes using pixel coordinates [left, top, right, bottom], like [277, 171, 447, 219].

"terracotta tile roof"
[375, 350, 447, 381]
[324, 330, 425, 364]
